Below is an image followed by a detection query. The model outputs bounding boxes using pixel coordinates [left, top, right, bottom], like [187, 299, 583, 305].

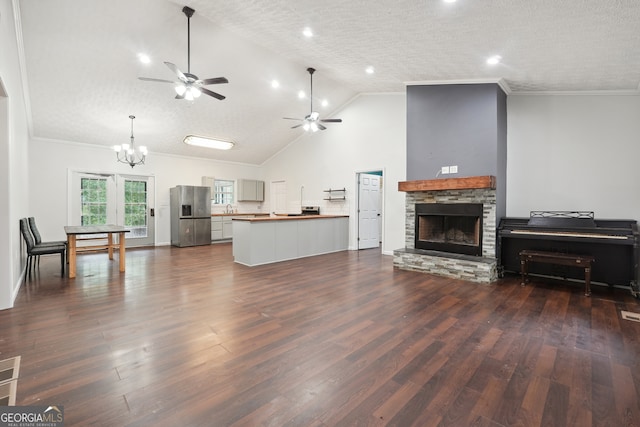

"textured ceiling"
[16, 0, 640, 165]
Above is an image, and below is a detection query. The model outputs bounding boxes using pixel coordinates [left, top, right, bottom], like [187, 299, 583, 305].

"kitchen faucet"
[226, 204, 232, 214]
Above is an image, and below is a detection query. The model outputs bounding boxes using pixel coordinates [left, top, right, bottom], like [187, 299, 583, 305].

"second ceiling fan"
[284, 68, 342, 132]
[139, 6, 228, 101]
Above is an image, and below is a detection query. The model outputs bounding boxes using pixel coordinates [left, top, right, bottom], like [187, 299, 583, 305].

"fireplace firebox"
[415, 203, 483, 256]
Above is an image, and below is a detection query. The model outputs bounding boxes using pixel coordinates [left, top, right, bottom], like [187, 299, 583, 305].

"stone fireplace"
[415, 203, 483, 256]
[393, 176, 498, 283]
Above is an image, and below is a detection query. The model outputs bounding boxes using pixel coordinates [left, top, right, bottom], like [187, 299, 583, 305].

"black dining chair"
[27, 216, 69, 267]
[27, 217, 67, 247]
[19, 218, 66, 276]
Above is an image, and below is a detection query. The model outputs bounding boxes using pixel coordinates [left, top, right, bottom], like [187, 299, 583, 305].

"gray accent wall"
[495, 87, 507, 222]
[406, 83, 507, 220]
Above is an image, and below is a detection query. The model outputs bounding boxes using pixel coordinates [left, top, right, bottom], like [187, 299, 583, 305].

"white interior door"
[358, 173, 381, 249]
[271, 180, 287, 214]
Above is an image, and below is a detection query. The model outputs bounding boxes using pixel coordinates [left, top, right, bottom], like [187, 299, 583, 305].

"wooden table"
[64, 225, 129, 279]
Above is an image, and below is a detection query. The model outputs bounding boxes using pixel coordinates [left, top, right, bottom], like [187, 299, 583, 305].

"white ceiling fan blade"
[165, 62, 188, 83]
[138, 77, 175, 84]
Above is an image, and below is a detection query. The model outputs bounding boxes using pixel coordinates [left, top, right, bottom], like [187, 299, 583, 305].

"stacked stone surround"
[393, 187, 498, 284]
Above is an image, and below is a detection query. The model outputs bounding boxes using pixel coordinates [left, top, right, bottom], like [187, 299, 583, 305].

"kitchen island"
[211, 213, 270, 242]
[232, 215, 349, 266]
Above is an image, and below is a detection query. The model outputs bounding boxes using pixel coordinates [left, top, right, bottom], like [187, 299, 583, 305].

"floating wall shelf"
[324, 188, 346, 201]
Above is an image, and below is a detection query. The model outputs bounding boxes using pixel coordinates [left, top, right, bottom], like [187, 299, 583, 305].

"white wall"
[29, 138, 263, 246]
[0, 0, 32, 310]
[261, 93, 407, 254]
[507, 94, 640, 220]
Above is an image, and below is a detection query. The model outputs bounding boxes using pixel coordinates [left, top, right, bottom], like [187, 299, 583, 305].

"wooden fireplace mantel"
[398, 175, 496, 192]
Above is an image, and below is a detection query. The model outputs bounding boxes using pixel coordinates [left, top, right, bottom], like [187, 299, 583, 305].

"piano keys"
[498, 211, 639, 297]
[507, 229, 631, 241]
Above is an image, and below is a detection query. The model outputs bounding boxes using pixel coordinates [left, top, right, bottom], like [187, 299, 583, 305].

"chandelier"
[113, 115, 148, 168]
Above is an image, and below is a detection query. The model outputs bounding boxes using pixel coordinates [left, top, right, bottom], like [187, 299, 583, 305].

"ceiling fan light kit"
[138, 6, 228, 101]
[175, 83, 201, 100]
[283, 67, 342, 132]
[114, 115, 147, 168]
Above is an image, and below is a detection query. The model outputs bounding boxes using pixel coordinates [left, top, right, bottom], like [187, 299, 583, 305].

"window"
[213, 179, 234, 205]
[124, 180, 148, 238]
[80, 177, 107, 225]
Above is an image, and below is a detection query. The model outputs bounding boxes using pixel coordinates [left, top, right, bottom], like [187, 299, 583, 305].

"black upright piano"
[498, 211, 639, 297]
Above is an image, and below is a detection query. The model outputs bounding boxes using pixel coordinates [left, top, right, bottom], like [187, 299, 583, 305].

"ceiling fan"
[138, 6, 228, 101]
[284, 68, 342, 132]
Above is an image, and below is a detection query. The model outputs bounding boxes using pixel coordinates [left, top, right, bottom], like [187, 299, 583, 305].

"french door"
[69, 171, 155, 247]
[116, 174, 155, 246]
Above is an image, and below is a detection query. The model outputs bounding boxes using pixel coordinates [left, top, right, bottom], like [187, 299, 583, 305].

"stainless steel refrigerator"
[170, 185, 211, 247]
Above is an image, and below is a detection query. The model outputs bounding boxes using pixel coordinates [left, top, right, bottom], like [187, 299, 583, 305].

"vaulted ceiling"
[16, 0, 640, 164]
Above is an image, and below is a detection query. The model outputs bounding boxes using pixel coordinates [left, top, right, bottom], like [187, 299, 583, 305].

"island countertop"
[211, 213, 270, 217]
[233, 214, 349, 222]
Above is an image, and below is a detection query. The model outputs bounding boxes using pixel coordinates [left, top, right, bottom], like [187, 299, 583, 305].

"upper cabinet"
[237, 179, 264, 202]
[202, 176, 214, 195]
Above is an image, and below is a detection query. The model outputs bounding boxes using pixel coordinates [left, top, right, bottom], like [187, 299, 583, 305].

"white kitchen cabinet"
[212, 215, 255, 241]
[211, 217, 223, 240]
[237, 179, 264, 202]
[222, 217, 234, 239]
[202, 176, 215, 196]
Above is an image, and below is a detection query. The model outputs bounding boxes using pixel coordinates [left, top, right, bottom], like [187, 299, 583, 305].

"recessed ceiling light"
[365, 66, 375, 74]
[183, 135, 234, 150]
[298, 90, 306, 99]
[271, 80, 280, 89]
[443, 0, 457, 3]
[137, 53, 151, 64]
[486, 55, 502, 65]
[321, 99, 328, 107]
[303, 27, 313, 38]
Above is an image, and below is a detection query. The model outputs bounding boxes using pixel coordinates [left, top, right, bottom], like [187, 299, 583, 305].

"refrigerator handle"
[150, 208, 155, 217]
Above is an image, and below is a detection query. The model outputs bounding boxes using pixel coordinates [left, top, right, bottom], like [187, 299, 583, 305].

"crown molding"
[11, 0, 33, 137]
[404, 78, 512, 95]
[511, 89, 640, 96]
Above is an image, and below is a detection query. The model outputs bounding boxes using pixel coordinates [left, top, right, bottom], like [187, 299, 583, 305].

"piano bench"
[519, 250, 595, 296]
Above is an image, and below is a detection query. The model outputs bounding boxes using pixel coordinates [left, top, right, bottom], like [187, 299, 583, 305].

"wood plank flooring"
[1, 244, 639, 426]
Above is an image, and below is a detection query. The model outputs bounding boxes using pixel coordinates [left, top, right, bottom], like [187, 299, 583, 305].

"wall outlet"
[450, 165, 458, 173]
[441, 166, 450, 174]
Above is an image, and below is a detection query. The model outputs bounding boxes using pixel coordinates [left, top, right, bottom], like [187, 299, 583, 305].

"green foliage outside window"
[81, 178, 107, 225]
[79, 177, 149, 238]
[125, 181, 147, 235]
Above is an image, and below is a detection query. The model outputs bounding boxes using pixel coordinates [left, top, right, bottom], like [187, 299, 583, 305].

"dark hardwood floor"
[1, 244, 639, 426]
